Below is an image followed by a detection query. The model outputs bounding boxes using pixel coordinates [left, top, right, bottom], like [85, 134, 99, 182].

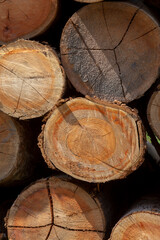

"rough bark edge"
[38, 96, 146, 181]
[37, 98, 71, 170]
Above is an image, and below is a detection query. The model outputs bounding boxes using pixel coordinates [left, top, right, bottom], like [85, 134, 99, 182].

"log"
[38, 97, 145, 183]
[0, 39, 65, 120]
[0, 0, 59, 44]
[6, 176, 106, 240]
[0, 110, 36, 186]
[110, 195, 160, 239]
[147, 84, 160, 139]
[60, 2, 160, 103]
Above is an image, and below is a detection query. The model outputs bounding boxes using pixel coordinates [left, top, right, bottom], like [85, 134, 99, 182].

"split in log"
[147, 84, 160, 139]
[38, 97, 145, 183]
[60, 2, 160, 103]
[0, 110, 36, 186]
[6, 176, 106, 240]
[110, 195, 160, 240]
[0, 0, 59, 44]
[0, 39, 65, 120]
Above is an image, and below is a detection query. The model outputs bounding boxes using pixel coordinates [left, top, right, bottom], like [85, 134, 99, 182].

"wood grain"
[0, 39, 65, 119]
[38, 97, 145, 183]
[0, 111, 34, 186]
[110, 196, 160, 240]
[0, 0, 59, 44]
[6, 176, 106, 240]
[60, 2, 160, 103]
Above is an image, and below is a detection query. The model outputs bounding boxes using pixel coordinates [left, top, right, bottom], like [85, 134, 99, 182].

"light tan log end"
[39, 97, 145, 183]
[6, 176, 106, 240]
[0, 39, 65, 120]
[110, 206, 160, 239]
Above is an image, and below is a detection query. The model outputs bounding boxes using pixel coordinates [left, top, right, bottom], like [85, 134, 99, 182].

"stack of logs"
[0, 0, 160, 239]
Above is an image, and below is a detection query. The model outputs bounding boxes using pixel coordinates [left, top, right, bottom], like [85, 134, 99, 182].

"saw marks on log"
[39, 98, 145, 183]
[147, 85, 160, 139]
[6, 177, 106, 240]
[0, 0, 59, 44]
[0, 111, 19, 183]
[0, 40, 65, 119]
[60, 2, 160, 102]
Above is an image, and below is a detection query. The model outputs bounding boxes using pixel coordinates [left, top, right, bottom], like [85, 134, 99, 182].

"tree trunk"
[6, 176, 106, 240]
[60, 1, 160, 103]
[110, 195, 160, 239]
[0, 39, 65, 120]
[0, 0, 59, 44]
[0, 111, 36, 186]
[38, 97, 145, 183]
[147, 84, 160, 139]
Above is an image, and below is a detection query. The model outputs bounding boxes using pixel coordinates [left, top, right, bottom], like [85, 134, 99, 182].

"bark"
[0, 39, 65, 120]
[0, 0, 59, 44]
[38, 97, 145, 183]
[6, 176, 106, 240]
[60, 1, 160, 103]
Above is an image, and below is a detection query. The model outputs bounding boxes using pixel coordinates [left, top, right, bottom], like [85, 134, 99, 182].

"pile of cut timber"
[0, 0, 159, 239]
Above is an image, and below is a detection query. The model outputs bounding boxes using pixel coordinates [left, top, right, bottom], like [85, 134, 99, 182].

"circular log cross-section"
[0, 40, 65, 120]
[110, 197, 160, 240]
[38, 98, 145, 183]
[6, 177, 106, 240]
[0, 0, 59, 44]
[0, 111, 33, 186]
[147, 85, 160, 139]
[60, 2, 160, 103]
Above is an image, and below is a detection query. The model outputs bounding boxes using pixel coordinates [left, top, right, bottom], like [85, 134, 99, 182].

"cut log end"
[110, 197, 160, 240]
[147, 85, 160, 139]
[0, 0, 59, 44]
[60, 2, 160, 103]
[6, 177, 106, 240]
[0, 39, 65, 120]
[39, 98, 145, 183]
[0, 111, 19, 183]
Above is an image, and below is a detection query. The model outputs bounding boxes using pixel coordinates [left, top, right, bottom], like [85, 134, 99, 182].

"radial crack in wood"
[0, 0, 59, 44]
[60, 2, 160, 102]
[38, 97, 145, 183]
[0, 39, 65, 119]
[6, 176, 106, 240]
